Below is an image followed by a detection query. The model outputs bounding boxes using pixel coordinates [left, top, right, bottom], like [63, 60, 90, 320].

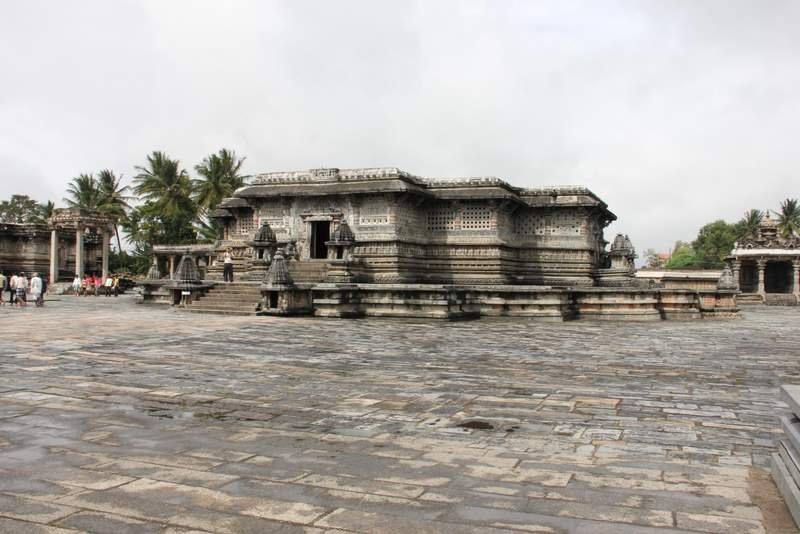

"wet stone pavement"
[0, 296, 798, 533]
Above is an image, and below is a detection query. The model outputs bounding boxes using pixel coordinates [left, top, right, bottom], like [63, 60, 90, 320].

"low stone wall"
[310, 284, 739, 321]
[635, 269, 722, 291]
[136, 281, 172, 305]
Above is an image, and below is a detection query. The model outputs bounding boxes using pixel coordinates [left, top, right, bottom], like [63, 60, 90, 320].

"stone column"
[75, 226, 85, 278]
[793, 260, 800, 300]
[169, 255, 176, 279]
[756, 259, 766, 298]
[101, 231, 110, 280]
[731, 260, 741, 291]
[49, 229, 59, 284]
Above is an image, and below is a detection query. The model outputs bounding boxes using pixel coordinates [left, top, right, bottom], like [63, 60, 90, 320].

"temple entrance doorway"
[765, 261, 793, 293]
[739, 261, 757, 293]
[310, 221, 330, 259]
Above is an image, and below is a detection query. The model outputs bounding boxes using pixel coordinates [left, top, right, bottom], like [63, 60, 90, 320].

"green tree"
[734, 209, 763, 239]
[96, 169, 133, 251]
[193, 149, 248, 213]
[64, 173, 103, 210]
[125, 152, 197, 267]
[691, 220, 737, 268]
[134, 152, 195, 219]
[664, 241, 697, 269]
[0, 195, 52, 224]
[39, 200, 55, 221]
[775, 198, 800, 237]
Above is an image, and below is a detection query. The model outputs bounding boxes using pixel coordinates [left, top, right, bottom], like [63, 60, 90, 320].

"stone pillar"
[169, 255, 176, 279]
[49, 229, 58, 284]
[101, 231, 110, 280]
[793, 260, 800, 300]
[75, 227, 85, 279]
[731, 260, 741, 291]
[757, 259, 766, 298]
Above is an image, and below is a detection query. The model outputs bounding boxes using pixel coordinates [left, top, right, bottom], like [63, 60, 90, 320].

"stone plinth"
[773, 385, 800, 528]
[573, 289, 661, 321]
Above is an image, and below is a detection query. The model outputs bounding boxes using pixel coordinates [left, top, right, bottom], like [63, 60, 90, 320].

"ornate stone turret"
[330, 220, 355, 244]
[146, 257, 161, 280]
[247, 221, 278, 281]
[607, 233, 636, 273]
[325, 220, 357, 282]
[173, 254, 201, 287]
[260, 248, 311, 315]
[166, 253, 214, 306]
[717, 265, 737, 290]
[265, 249, 293, 288]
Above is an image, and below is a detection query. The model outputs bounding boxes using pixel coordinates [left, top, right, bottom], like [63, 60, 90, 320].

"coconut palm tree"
[97, 169, 134, 251]
[736, 209, 763, 238]
[775, 198, 800, 237]
[193, 149, 248, 213]
[64, 173, 102, 210]
[133, 151, 195, 219]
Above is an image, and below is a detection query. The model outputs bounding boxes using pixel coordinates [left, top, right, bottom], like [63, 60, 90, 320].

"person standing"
[30, 272, 43, 307]
[15, 272, 27, 307]
[112, 274, 120, 297]
[0, 271, 6, 306]
[72, 274, 81, 296]
[223, 249, 234, 283]
[9, 272, 17, 305]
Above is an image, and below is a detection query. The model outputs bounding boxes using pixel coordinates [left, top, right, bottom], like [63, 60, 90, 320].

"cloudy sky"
[1, 0, 798, 253]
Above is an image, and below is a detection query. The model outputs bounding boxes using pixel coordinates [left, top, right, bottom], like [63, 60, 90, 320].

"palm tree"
[775, 198, 800, 237]
[737, 209, 763, 238]
[193, 149, 248, 213]
[133, 151, 195, 219]
[64, 173, 103, 210]
[97, 169, 133, 250]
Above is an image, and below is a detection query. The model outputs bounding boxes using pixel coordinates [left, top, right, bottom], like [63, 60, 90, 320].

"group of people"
[71, 273, 121, 297]
[0, 271, 47, 307]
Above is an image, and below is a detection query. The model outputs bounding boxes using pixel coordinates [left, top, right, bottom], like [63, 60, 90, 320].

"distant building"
[729, 213, 800, 305]
[0, 208, 112, 282]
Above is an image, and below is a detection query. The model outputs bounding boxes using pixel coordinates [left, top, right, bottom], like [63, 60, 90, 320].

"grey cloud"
[1, 0, 798, 253]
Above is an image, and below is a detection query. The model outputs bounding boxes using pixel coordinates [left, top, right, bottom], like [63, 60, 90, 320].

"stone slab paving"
[0, 296, 798, 533]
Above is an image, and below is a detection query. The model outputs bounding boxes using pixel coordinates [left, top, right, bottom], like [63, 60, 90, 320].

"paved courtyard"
[0, 296, 798, 533]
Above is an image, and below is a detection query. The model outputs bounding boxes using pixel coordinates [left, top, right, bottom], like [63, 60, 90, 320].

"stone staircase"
[736, 293, 763, 305]
[288, 261, 329, 283]
[765, 294, 798, 306]
[185, 282, 263, 316]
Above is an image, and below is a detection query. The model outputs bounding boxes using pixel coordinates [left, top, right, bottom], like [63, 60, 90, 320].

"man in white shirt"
[30, 273, 43, 307]
[223, 249, 234, 283]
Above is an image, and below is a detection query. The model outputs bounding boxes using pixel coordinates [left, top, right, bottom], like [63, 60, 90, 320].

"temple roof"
[234, 167, 615, 218]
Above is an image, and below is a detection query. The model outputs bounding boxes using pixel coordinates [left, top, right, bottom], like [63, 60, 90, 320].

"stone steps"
[772, 385, 800, 528]
[186, 282, 263, 316]
[766, 294, 798, 306]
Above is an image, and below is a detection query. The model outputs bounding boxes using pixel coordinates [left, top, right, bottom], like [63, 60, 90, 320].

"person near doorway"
[223, 249, 234, 283]
[9, 272, 17, 305]
[15, 272, 27, 307]
[30, 272, 43, 307]
[72, 274, 81, 296]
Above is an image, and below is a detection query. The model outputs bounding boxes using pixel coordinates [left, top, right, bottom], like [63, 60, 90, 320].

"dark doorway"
[268, 292, 279, 308]
[739, 261, 757, 293]
[765, 261, 792, 293]
[310, 221, 330, 259]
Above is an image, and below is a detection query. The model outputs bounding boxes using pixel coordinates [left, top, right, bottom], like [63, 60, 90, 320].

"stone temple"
[143, 167, 737, 319]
